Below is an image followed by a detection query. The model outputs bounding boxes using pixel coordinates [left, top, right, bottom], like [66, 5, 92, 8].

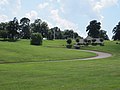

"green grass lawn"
[0, 40, 120, 90]
[0, 40, 96, 63]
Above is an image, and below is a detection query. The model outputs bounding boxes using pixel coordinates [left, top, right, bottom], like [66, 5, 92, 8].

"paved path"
[78, 50, 112, 60]
[46, 50, 112, 62]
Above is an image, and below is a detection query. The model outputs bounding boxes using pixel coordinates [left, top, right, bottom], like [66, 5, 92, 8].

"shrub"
[76, 38, 80, 43]
[84, 39, 87, 42]
[100, 38, 104, 42]
[66, 45, 72, 49]
[92, 43, 97, 46]
[66, 38, 72, 45]
[92, 39, 96, 43]
[30, 33, 43, 45]
[66, 38, 72, 49]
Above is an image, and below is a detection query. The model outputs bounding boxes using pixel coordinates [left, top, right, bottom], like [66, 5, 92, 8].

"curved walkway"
[47, 50, 112, 62]
[78, 50, 112, 60]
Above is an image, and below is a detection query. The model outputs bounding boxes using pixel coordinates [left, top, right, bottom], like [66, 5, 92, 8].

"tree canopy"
[0, 17, 80, 41]
[86, 20, 101, 38]
[112, 22, 120, 40]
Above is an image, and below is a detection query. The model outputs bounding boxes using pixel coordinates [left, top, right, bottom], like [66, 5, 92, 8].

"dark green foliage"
[47, 30, 54, 40]
[30, 33, 43, 45]
[76, 38, 80, 43]
[0, 30, 8, 40]
[100, 38, 103, 42]
[66, 38, 72, 48]
[0, 17, 80, 41]
[20, 17, 30, 39]
[30, 19, 49, 38]
[66, 38, 72, 44]
[112, 22, 120, 40]
[92, 39, 96, 42]
[7, 17, 19, 41]
[66, 44, 72, 48]
[86, 20, 101, 38]
[99, 30, 109, 40]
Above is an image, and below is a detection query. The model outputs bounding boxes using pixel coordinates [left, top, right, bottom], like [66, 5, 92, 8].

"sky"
[0, 0, 120, 39]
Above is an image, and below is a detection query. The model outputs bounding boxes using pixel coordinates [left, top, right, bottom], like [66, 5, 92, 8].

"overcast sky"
[0, 0, 120, 38]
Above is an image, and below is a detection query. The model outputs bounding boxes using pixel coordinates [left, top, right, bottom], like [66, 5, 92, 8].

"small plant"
[75, 38, 80, 45]
[100, 38, 104, 42]
[92, 39, 97, 46]
[76, 38, 80, 43]
[30, 33, 43, 45]
[66, 38, 72, 44]
[92, 39, 96, 43]
[66, 38, 72, 48]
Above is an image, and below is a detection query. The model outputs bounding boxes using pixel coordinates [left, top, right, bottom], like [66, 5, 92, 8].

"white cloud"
[0, 0, 8, 5]
[0, 14, 8, 22]
[16, 0, 21, 10]
[89, 0, 119, 22]
[12, 0, 21, 15]
[57, 0, 118, 21]
[92, 0, 118, 13]
[50, 9, 79, 30]
[38, 2, 49, 9]
[25, 10, 38, 22]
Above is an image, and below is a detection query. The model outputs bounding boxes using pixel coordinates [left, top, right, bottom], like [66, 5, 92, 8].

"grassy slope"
[0, 40, 96, 63]
[0, 40, 120, 90]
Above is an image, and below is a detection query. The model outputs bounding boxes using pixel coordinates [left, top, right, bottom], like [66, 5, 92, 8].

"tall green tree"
[47, 29, 54, 40]
[112, 22, 120, 40]
[31, 19, 42, 33]
[99, 30, 109, 40]
[50, 27, 63, 39]
[0, 22, 8, 39]
[41, 21, 49, 38]
[7, 17, 19, 40]
[20, 17, 30, 39]
[86, 20, 101, 38]
[63, 29, 75, 39]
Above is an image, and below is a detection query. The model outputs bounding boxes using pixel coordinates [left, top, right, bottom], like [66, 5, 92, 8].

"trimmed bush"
[92, 39, 96, 43]
[66, 38, 72, 45]
[30, 33, 43, 45]
[100, 38, 104, 42]
[76, 38, 80, 43]
[66, 44, 72, 49]
[66, 38, 72, 48]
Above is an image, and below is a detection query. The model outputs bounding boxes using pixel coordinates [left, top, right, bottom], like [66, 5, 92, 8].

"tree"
[31, 19, 42, 33]
[47, 29, 54, 40]
[99, 30, 109, 40]
[112, 22, 120, 40]
[0, 22, 8, 40]
[31, 19, 49, 38]
[86, 20, 101, 38]
[20, 17, 30, 39]
[7, 17, 19, 40]
[41, 21, 49, 38]
[64, 29, 74, 39]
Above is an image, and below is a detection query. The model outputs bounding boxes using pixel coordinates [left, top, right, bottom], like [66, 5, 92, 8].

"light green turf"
[0, 40, 120, 90]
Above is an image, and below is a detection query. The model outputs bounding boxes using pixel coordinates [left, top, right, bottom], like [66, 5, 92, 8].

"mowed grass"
[0, 40, 120, 90]
[0, 40, 96, 63]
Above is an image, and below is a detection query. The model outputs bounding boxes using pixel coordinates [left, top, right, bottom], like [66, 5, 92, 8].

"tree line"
[0, 18, 120, 41]
[0, 17, 80, 41]
[86, 20, 120, 40]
